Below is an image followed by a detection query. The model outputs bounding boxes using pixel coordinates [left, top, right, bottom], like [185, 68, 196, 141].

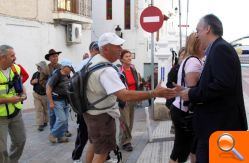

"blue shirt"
[76, 58, 90, 72]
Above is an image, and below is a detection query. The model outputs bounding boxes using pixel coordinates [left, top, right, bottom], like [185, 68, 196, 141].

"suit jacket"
[189, 37, 248, 139]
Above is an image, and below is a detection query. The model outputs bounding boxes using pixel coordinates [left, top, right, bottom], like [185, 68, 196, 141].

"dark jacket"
[31, 72, 46, 95]
[189, 37, 248, 139]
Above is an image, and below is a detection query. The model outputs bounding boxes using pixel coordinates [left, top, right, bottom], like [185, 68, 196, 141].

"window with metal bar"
[106, 0, 112, 20]
[124, 0, 130, 29]
[57, 0, 78, 13]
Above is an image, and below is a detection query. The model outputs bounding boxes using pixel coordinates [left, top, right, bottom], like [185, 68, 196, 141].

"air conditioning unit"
[66, 23, 82, 43]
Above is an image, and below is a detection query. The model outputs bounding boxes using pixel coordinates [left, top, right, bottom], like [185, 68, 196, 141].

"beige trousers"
[0, 112, 26, 163]
[33, 92, 48, 126]
[119, 102, 136, 145]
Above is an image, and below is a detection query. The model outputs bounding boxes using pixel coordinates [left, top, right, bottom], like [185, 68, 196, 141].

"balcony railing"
[54, 0, 92, 18]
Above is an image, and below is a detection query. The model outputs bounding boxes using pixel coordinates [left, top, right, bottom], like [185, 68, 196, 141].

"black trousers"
[72, 114, 88, 160]
[196, 137, 209, 163]
[170, 105, 194, 162]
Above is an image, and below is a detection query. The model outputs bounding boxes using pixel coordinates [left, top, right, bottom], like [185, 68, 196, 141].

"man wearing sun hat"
[44, 49, 72, 137]
[46, 58, 74, 143]
[83, 33, 177, 163]
[40, 49, 62, 92]
[45, 49, 62, 75]
[30, 61, 49, 132]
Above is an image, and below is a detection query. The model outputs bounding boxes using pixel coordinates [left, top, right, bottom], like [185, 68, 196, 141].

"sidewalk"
[18, 102, 157, 163]
[16, 67, 249, 163]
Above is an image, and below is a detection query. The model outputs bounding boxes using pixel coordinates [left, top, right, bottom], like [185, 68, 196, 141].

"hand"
[164, 88, 177, 99]
[20, 94, 27, 101]
[49, 102, 55, 110]
[172, 82, 185, 95]
[32, 79, 38, 84]
[179, 88, 190, 101]
[154, 87, 177, 99]
[10, 96, 22, 104]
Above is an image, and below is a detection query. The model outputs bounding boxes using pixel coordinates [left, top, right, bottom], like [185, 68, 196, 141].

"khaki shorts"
[83, 113, 116, 154]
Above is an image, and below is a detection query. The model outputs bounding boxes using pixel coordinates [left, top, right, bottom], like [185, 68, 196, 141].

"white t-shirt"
[100, 67, 126, 94]
[1, 68, 11, 79]
[173, 57, 203, 112]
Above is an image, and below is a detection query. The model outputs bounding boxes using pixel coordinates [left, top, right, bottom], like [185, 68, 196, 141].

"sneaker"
[105, 158, 118, 163]
[37, 125, 44, 131]
[48, 134, 57, 143]
[122, 143, 133, 152]
[58, 136, 69, 143]
[65, 131, 72, 137]
[73, 159, 81, 163]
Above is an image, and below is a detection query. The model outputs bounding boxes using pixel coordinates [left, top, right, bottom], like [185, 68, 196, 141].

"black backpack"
[67, 61, 118, 115]
[166, 56, 201, 108]
[165, 64, 180, 108]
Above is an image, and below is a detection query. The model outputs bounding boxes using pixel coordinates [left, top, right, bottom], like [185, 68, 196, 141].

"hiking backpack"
[67, 61, 118, 115]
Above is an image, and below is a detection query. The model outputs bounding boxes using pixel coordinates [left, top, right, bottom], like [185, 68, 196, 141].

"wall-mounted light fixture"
[115, 25, 123, 38]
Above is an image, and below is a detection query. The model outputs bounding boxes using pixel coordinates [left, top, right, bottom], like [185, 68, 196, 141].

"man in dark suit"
[180, 14, 248, 163]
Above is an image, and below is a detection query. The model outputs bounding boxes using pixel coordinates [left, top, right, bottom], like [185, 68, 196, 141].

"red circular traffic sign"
[140, 6, 164, 33]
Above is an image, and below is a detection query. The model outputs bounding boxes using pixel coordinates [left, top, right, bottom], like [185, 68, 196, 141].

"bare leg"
[190, 153, 196, 163]
[92, 153, 108, 163]
[86, 143, 94, 163]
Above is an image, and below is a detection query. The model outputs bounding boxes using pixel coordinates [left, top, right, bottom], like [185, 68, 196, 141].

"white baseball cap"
[98, 32, 125, 47]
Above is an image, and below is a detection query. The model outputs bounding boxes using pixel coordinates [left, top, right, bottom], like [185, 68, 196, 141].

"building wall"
[0, 16, 91, 109]
[92, 0, 150, 77]
[0, 0, 53, 22]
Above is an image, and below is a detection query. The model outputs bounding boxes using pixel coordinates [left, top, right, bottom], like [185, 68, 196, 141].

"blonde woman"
[169, 32, 205, 163]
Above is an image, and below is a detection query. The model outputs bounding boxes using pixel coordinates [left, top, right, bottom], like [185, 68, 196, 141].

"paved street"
[18, 101, 157, 163]
[14, 67, 249, 163]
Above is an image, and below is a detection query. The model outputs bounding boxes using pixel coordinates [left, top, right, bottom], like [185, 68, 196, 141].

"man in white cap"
[83, 33, 177, 163]
[46, 59, 74, 143]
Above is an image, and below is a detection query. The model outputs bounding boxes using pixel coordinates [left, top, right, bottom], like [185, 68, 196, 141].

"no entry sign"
[140, 6, 164, 33]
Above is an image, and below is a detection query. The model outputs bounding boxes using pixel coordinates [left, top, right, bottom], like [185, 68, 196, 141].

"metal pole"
[186, 0, 189, 39]
[151, 0, 154, 110]
[178, 0, 182, 49]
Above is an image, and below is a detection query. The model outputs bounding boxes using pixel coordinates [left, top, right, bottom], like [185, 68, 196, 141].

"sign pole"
[139, 4, 163, 110]
[151, 29, 155, 110]
[178, 0, 182, 49]
[151, 0, 154, 111]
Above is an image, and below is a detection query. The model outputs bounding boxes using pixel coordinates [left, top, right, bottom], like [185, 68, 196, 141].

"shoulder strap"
[0, 65, 18, 85]
[180, 56, 202, 110]
[50, 69, 62, 89]
[86, 62, 119, 109]
[181, 56, 202, 87]
[10, 65, 19, 76]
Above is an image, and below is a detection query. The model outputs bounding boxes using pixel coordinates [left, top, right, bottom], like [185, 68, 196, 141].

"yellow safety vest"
[0, 64, 22, 116]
